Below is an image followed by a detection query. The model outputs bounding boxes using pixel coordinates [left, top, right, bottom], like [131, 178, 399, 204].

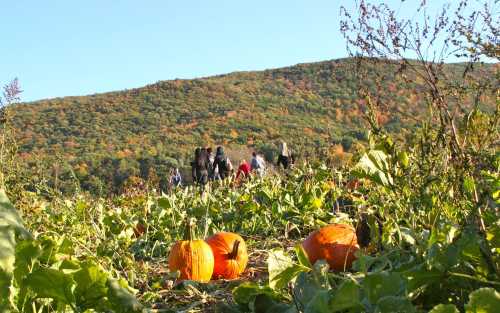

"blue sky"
[0, 0, 465, 102]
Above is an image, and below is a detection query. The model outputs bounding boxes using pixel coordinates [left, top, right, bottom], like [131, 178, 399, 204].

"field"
[2, 131, 499, 312]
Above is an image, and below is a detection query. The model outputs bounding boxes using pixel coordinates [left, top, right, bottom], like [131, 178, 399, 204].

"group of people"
[190, 146, 267, 187]
[168, 141, 294, 190]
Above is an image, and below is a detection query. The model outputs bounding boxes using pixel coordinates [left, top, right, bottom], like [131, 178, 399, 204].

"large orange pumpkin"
[302, 223, 359, 271]
[206, 232, 248, 279]
[168, 219, 214, 282]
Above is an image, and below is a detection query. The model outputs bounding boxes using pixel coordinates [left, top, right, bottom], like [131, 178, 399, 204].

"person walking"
[213, 146, 233, 180]
[236, 159, 251, 180]
[169, 168, 182, 188]
[191, 147, 201, 183]
[277, 141, 291, 169]
[250, 152, 266, 177]
[192, 147, 209, 189]
[207, 147, 215, 180]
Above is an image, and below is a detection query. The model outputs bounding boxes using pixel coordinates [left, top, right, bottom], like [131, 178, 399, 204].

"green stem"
[183, 218, 196, 241]
[448, 272, 500, 286]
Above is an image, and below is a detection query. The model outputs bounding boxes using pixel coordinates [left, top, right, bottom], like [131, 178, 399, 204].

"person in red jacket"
[236, 159, 251, 180]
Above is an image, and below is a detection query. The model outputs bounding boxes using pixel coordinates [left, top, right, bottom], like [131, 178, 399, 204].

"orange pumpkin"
[206, 232, 248, 279]
[168, 219, 214, 282]
[302, 223, 359, 271]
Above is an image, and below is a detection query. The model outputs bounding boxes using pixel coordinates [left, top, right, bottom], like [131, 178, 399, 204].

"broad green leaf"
[402, 264, 443, 293]
[253, 294, 296, 313]
[14, 240, 41, 283]
[375, 296, 416, 313]
[399, 227, 416, 245]
[304, 290, 331, 313]
[463, 176, 476, 197]
[0, 189, 29, 236]
[233, 282, 279, 306]
[486, 221, 500, 254]
[311, 260, 330, 288]
[268, 249, 304, 290]
[352, 254, 390, 274]
[293, 272, 322, 307]
[73, 261, 109, 310]
[24, 267, 76, 305]
[157, 197, 170, 209]
[0, 190, 30, 308]
[57, 236, 75, 255]
[329, 280, 362, 312]
[429, 304, 459, 313]
[107, 278, 143, 313]
[352, 150, 393, 186]
[397, 151, 409, 168]
[465, 288, 500, 313]
[0, 227, 15, 301]
[363, 272, 406, 304]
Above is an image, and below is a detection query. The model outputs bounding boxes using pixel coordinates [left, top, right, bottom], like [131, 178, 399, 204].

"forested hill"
[10, 58, 497, 194]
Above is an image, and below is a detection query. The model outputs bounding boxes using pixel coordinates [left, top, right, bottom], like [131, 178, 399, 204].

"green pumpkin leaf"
[253, 293, 295, 313]
[304, 290, 332, 313]
[465, 288, 500, 313]
[374, 296, 416, 313]
[0, 190, 30, 308]
[352, 150, 393, 186]
[402, 264, 443, 293]
[24, 267, 76, 305]
[107, 278, 143, 313]
[233, 282, 280, 306]
[73, 261, 109, 310]
[363, 272, 406, 304]
[293, 272, 322, 308]
[268, 249, 307, 290]
[329, 280, 363, 312]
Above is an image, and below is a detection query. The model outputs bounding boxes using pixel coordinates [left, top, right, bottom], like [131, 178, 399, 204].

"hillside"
[9, 58, 497, 194]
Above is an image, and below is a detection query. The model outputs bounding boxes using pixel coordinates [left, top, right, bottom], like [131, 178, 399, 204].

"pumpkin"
[206, 232, 248, 279]
[168, 218, 214, 282]
[302, 223, 359, 271]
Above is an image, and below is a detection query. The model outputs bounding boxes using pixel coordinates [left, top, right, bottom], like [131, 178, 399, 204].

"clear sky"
[0, 0, 464, 102]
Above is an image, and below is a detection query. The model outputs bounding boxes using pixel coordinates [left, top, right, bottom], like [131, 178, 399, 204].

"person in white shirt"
[251, 152, 266, 177]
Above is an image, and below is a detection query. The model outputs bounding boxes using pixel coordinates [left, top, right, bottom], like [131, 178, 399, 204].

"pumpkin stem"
[183, 218, 196, 241]
[228, 240, 240, 259]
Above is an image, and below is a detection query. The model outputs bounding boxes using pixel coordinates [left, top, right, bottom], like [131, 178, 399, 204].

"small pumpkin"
[302, 223, 359, 271]
[206, 232, 248, 279]
[168, 218, 214, 282]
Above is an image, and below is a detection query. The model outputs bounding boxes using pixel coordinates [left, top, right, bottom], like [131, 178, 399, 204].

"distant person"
[250, 152, 266, 177]
[213, 146, 233, 180]
[169, 168, 182, 188]
[207, 147, 215, 180]
[192, 147, 209, 187]
[277, 141, 291, 169]
[191, 147, 201, 182]
[236, 159, 251, 180]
